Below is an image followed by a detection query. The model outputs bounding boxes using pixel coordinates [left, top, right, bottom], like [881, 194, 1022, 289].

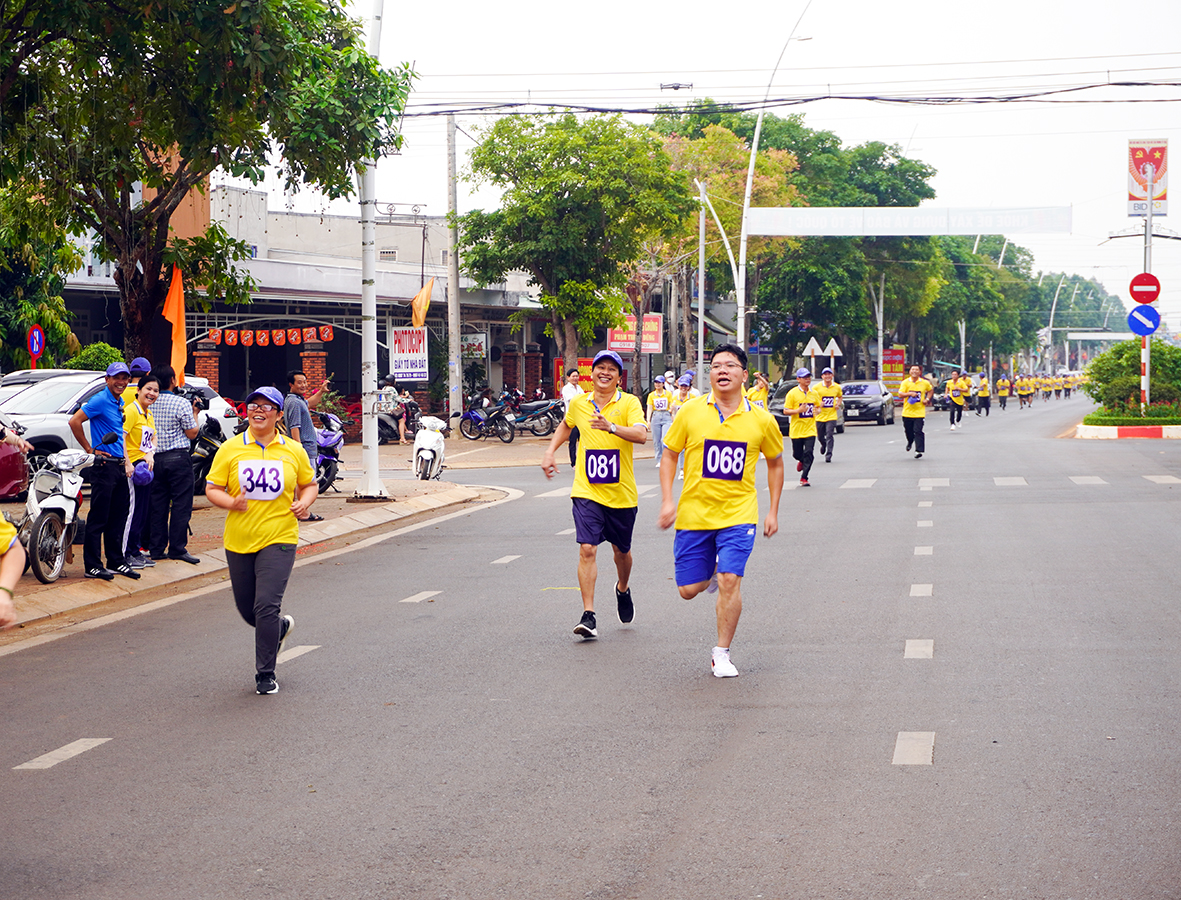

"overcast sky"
[222, 0, 1181, 333]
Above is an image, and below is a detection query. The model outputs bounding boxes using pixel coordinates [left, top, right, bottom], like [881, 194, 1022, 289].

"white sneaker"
[712, 647, 738, 678]
[677, 471, 684, 480]
[950, 424, 956, 431]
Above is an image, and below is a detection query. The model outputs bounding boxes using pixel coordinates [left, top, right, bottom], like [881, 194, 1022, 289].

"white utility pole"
[353, 0, 387, 499]
[446, 116, 462, 419]
[697, 180, 707, 384]
[1143, 163, 1155, 412]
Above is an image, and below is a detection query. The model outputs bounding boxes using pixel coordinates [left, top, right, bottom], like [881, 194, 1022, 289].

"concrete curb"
[11, 485, 485, 629]
[1076, 423, 1181, 439]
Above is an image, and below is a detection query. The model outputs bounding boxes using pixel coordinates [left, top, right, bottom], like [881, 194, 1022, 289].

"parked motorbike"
[376, 379, 421, 444]
[315, 410, 347, 493]
[8, 432, 121, 584]
[413, 416, 450, 481]
[501, 389, 563, 436]
[452, 393, 514, 443]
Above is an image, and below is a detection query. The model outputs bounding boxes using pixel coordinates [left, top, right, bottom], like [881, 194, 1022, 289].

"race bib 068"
[702, 439, 746, 481]
[238, 459, 285, 500]
[584, 449, 620, 484]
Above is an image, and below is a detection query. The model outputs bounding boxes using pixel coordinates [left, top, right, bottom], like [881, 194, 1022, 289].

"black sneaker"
[905, 441, 913, 452]
[278, 614, 295, 655]
[111, 563, 141, 580]
[573, 610, 597, 639]
[255, 673, 279, 695]
[127, 554, 147, 570]
[615, 584, 634, 624]
[85, 566, 114, 581]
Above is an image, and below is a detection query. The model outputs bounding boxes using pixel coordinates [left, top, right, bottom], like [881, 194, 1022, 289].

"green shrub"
[62, 341, 123, 372]
[1083, 413, 1181, 426]
[1099, 375, 1180, 408]
[1083, 338, 1181, 404]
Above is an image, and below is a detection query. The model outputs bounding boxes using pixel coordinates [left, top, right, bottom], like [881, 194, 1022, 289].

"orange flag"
[162, 265, 187, 386]
[411, 277, 434, 328]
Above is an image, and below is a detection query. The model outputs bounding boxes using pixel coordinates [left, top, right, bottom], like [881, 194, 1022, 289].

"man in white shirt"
[561, 367, 584, 466]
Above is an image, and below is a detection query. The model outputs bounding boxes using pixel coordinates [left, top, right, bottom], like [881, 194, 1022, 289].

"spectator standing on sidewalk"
[121, 357, 152, 407]
[284, 370, 327, 521]
[70, 362, 138, 580]
[123, 373, 160, 568]
[147, 366, 200, 564]
[561, 367, 584, 468]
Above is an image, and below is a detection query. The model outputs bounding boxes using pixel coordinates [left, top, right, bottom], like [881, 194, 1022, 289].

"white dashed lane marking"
[892, 732, 936, 765]
[918, 501, 932, 508]
[399, 591, 441, 604]
[1070, 476, 1108, 485]
[904, 640, 934, 659]
[917, 520, 933, 528]
[491, 555, 521, 565]
[536, 486, 572, 498]
[918, 478, 949, 488]
[1144, 475, 1181, 484]
[556, 528, 575, 535]
[277, 645, 320, 664]
[994, 476, 1027, 486]
[840, 479, 877, 489]
[914, 546, 933, 556]
[910, 584, 933, 597]
[14, 738, 111, 770]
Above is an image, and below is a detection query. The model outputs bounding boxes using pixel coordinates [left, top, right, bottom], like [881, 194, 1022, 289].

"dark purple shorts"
[571, 498, 638, 553]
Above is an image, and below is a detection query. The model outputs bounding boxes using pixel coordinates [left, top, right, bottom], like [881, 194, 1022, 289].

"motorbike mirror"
[100, 432, 119, 444]
[449, 411, 461, 417]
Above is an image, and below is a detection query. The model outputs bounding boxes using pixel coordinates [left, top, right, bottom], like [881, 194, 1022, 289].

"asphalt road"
[4, 398, 1181, 899]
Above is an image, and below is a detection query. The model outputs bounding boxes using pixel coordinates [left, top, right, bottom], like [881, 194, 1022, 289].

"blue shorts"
[674, 524, 757, 586]
[571, 498, 638, 552]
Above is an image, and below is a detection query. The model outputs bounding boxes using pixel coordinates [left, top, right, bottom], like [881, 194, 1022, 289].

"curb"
[1076, 424, 1181, 439]
[11, 485, 485, 629]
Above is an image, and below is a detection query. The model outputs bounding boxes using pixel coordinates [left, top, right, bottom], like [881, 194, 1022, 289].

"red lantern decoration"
[319, 325, 334, 342]
[241, 330, 254, 347]
[287, 328, 302, 345]
[272, 329, 286, 347]
[208, 329, 222, 344]
[224, 330, 238, 346]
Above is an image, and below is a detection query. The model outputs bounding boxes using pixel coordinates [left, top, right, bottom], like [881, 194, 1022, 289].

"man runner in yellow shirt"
[814, 366, 843, 463]
[658, 343, 784, 678]
[784, 367, 820, 486]
[898, 364, 933, 459]
[996, 374, 1011, 411]
[975, 373, 990, 417]
[542, 350, 648, 639]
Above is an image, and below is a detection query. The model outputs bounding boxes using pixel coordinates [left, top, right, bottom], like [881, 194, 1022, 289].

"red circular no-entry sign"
[1130, 272, 1162, 304]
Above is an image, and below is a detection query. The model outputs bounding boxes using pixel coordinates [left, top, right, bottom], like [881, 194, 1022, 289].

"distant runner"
[898, 364, 933, 459]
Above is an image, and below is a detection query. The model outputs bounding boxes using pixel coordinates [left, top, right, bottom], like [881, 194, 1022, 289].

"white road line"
[839, 479, 877, 489]
[914, 546, 933, 556]
[446, 447, 491, 461]
[1070, 476, 1108, 485]
[491, 555, 521, 565]
[919, 478, 950, 488]
[556, 527, 575, 535]
[14, 738, 111, 770]
[399, 591, 441, 604]
[918, 500, 932, 508]
[892, 732, 936, 765]
[535, 486, 572, 498]
[917, 520, 933, 528]
[1144, 475, 1181, 484]
[910, 583, 933, 597]
[277, 644, 321, 664]
[904, 639, 934, 659]
[994, 476, 1027, 486]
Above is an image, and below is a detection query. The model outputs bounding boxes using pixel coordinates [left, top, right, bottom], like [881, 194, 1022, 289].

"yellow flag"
[162, 264, 187, 385]
[411, 278, 434, 328]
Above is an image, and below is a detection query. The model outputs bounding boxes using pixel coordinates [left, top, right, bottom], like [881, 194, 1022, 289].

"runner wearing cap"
[745, 371, 770, 411]
[658, 343, 784, 678]
[123, 372, 160, 569]
[814, 367, 843, 464]
[205, 386, 318, 694]
[948, 369, 966, 430]
[898, 364, 933, 458]
[784, 368, 819, 486]
[996, 374, 1011, 410]
[542, 350, 648, 639]
[122, 357, 152, 407]
[646, 375, 674, 469]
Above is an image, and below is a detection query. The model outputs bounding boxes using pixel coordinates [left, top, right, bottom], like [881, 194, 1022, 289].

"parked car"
[932, 378, 976, 411]
[0, 368, 91, 407]
[0, 410, 30, 501]
[840, 380, 896, 425]
[767, 380, 845, 436]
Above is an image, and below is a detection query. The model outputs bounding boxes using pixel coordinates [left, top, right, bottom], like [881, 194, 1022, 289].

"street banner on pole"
[1129, 140, 1168, 216]
[607, 314, 663, 353]
[389, 326, 429, 380]
[882, 347, 907, 395]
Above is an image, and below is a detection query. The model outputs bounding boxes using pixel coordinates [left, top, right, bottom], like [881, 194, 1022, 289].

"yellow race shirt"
[647, 388, 673, 416]
[123, 401, 156, 464]
[0, 516, 16, 552]
[566, 389, 646, 509]
[978, 379, 990, 398]
[671, 390, 693, 414]
[661, 393, 783, 531]
[949, 378, 967, 406]
[206, 431, 315, 554]
[997, 378, 1010, 397]
[785, 385, 820, 438]
[745, 384, 768, 410]
[898, 378, 932, 417]
[813, 382, 843, 422]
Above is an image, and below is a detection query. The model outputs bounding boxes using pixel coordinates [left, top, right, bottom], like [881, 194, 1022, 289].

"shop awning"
[688, 304, 735, 336]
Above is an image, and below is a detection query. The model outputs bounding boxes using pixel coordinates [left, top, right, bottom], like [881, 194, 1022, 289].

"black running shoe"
[255, 673, 279, 695]
[85, 566, 114, 581]
[616, 584, 634, 624]
[111, 563, 140, 580]
[573, 610, 597, 639]
[278, 614, 294, 655]
[905, 441, 913, 452]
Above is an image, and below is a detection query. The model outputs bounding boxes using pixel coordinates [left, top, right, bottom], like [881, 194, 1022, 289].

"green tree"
[5, 0, 414, 356]
[459, 113, 694, 369]
[0, 189, 81, 370]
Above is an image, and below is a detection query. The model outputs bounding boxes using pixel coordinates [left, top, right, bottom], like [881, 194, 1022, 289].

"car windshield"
[0, 383, 33, 405]
[843, 382, 880, 396]
[0, 377, 96, 413]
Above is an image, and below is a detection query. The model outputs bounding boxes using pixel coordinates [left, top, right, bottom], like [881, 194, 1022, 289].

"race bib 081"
[584, 449, 620, 484]
[702, 439, 746, 481]
[238, 459, 285, 500]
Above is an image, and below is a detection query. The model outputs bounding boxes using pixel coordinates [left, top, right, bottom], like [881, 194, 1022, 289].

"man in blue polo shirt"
[70, 361, 138, 580]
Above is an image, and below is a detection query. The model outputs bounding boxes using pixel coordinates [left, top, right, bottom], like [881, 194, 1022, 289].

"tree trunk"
[562, 318, 579, 372]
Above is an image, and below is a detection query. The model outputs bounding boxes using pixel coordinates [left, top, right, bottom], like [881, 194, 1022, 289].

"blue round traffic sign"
[26, 324, 45, 359]
[1128, 305, 1161, 336]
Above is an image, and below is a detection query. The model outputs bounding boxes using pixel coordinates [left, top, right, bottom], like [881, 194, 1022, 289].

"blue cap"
[821, 366, 833, 375]
[796, 368, 811, 378]
[678, 374, 692, 386]
[106, 361, 130, 377]
[132, 460, 154, 486]
[654, 375, 665, 383]
[129, 357, 151, 375]
[591, 350, 624, 372]
[246, 386, 284, 408]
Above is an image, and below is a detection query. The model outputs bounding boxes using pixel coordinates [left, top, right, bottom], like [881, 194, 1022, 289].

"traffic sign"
[1128, 305, 1161, 336]
[1129, 272, 1162, 304]
[26, 324, 45, 369]
[802, 336, 824, 357]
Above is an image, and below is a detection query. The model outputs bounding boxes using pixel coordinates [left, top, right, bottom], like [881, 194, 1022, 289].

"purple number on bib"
[585, 449, 620, 484]
[800, 403, 814, 418]
[822, 396, 835, 408]
[702, 439, 746, 481]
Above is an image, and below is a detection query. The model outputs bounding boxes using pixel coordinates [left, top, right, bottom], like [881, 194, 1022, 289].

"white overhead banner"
[748, 206, 1073, 237]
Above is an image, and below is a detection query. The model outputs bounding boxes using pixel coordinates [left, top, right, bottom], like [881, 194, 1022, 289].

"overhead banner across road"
[748, 206, 1073, 236]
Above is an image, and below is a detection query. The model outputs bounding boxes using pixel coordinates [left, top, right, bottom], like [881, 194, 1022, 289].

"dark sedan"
[840, 380, 895, 425]
[768, 380, 845, 436]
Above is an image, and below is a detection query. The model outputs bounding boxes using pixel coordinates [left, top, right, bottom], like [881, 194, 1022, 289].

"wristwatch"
[608, 422, 617, 434]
